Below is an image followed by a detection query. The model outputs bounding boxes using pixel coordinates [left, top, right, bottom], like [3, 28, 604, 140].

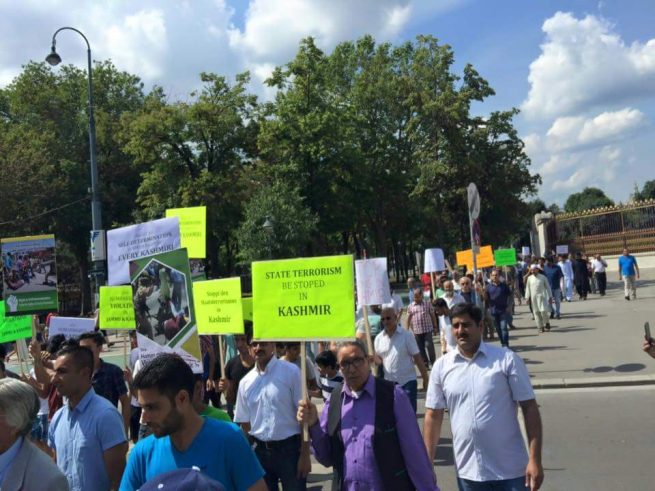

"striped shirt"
[407, 301, 435, 334]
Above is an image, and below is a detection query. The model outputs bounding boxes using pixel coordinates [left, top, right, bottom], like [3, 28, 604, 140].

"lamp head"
[262, 217, 274, 235]
[45, 46, 62, 66]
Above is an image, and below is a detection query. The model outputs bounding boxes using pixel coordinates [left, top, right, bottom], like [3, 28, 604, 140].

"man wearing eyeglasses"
[234, 341, 311, 490]
[373, 307, 429, 413]
[298, 340, 439, 491]
[423, 304, 544, 491]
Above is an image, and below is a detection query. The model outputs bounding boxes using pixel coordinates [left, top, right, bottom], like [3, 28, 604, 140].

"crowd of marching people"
[0, 247, 643, 490]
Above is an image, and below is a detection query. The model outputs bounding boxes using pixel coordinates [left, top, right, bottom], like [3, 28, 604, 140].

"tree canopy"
[563, 187, 614, 213]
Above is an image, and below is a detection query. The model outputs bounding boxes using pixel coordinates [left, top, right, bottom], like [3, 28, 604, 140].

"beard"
[150, 407, 184, 438]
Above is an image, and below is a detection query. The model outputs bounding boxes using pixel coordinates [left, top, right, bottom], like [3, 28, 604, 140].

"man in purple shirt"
[297, 340, 438, 491]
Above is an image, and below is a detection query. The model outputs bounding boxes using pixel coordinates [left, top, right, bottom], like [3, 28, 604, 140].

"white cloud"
[522, 11, 655, 120]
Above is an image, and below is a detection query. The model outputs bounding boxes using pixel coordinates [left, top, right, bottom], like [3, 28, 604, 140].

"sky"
[1, 0, 653, 207]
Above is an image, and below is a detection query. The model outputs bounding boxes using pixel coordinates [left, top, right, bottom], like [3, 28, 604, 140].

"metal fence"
[552, 200, 655, 256]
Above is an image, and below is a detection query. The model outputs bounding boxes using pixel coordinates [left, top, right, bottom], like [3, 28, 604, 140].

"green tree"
[632, 180, 655, 201]
[564, 187, 614, 213]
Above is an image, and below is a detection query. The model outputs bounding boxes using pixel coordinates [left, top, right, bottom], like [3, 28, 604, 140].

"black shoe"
[556, 314, 561, 320]
[550, 312, 554, 319]
[625, 296, 630, 301]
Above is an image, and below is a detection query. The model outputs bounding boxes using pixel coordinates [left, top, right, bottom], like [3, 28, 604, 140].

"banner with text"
[0, 303, 32, 343]
[129, 248, 202, 373]
[1, 234, 58, 315]
[166, 206, 206, 259]
[99, 286, 136, 329]
[193, 278, 244, 335]
[494, 249, 517, 267]
[252, 255, 355, 340]
[49, 317, 96, 339]
[107, 217, 181, 285]
[456, 245, 495, 270]
[355, 258, 391, 307]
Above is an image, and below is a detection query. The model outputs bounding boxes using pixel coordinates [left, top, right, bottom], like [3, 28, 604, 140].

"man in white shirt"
[423, 303, 544, 491]
[373, 307, 429, 413]
[235, 341, 311, 490]
[591, 254, 608, 296]
[557, 255, 574, 302]
[442, 280, 465, 309]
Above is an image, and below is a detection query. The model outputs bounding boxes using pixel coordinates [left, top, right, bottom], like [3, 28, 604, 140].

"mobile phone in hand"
[645, 322, 652, 343]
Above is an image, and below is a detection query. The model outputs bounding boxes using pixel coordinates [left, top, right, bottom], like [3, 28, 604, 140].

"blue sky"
[1, 0, 653, 207]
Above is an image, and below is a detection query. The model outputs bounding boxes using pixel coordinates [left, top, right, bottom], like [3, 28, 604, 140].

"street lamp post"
[46, 27, 105, 308]
[262, 217, 274, 259]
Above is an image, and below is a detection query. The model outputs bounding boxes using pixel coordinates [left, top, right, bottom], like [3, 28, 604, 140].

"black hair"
[243, 321, 253, 344]
[315, 350, 337, 369]
[449, 303, 483, 324]
[47, 334, 67, 355]
[0, 359, 5, 373]
[432, 298, 448, 310]
[78, 331, 105, 346]
[0, 344, 6, 360]
[133, 353, 195, 403]
[284, 342, 300, 349]
[55, 345, 94, 376]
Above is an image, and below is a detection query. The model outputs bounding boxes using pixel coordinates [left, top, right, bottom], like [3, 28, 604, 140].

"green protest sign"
[99, 286, 136, 329]
[193, 278, 244, 335]
[252, 255, 355, 340]
[166, 206, 206, 258]
[242, 297, 253, 321]
[0, 302, 32, 343]
[494, 248, 517, 266]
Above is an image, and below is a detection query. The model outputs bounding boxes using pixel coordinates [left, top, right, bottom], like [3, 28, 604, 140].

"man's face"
[138, 388, 185, 438]
[338, 345, 369, 391]
[452, 313, 483, 353]
[380, 308, 397, 330]
[413, 290, 423, 303]
[490, 270, 499, 283]
[407, 278, 415, 289]
[79, 339, 101, 364]
[234, 335, 249, 354]
[459, 278, 472, 292]
[285, 345, 300, 362]
[251, 341, 276, 363]
[623, 248, 629, 256]
[52, 354, 89, 398]
[443, 281, 454, 297]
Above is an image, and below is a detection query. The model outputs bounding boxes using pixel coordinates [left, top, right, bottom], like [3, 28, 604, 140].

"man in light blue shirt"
[618, 247, 640, 300]
[423, 304, 544, 491]
[48, 344, 128, 491]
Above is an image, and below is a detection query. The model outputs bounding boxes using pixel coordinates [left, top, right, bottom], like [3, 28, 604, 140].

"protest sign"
[107, 217, 181, 285]
[99, 286, 136, 329]
[424, 248, 446, 273]
[0, 303, 32, 343]
[166, 206, 206, 259]
[242, 297, 253, 321]
[355, 258, 391, 307]
[556, 244, 569, 255]
[49, 317, 96, 339]
[193, 278, 244, 335]
[252, 255, 355, 340]
[1, 234, 58, 315]
[456, 245, 495, 270]
[129, 248, 202, 373]
[494, 249, 517, 267]
[522, 246, 531, 256]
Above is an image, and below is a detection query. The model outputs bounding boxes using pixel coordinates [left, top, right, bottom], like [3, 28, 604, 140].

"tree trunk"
[207, 232, 219, 279]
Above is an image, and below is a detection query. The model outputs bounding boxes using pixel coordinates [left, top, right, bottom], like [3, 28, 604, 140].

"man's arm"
[429, 309, 438, 330]
[413, 353, 429, 391]
[635, 258, 640, 279]
[519, 399, 544, 491]
[618, 259, 622, 280]
[119, 393, 131, 435]
[297, 399, 333, 467]
[103, 442, 128, 491]
[423, 408, 445, 463]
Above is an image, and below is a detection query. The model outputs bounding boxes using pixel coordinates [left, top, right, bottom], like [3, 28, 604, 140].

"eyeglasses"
[339, 357, 366, 371]
[381, 316, 394, 320]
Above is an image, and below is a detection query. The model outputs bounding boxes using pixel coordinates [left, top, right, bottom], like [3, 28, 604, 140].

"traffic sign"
[467, 182, 480, 219]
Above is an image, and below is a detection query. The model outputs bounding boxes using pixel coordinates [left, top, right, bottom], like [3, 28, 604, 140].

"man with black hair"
[79, 331, 130, 433]
[314, 350, 343, 400]
[120, 353, 266, 491]
[48, 344, 128, 491]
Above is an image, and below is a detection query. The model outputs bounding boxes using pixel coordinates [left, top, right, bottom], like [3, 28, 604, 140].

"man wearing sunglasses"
[298, 340, 439, 491]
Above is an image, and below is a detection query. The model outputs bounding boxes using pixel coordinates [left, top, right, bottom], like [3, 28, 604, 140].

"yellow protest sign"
[242, 297, 253, 321]
[456, 245, 495, 270]
[193, 278, 244, 335]
[99, 286, 136, 329]
[252, 255, 355, 340]
[166, 206, 206, 258]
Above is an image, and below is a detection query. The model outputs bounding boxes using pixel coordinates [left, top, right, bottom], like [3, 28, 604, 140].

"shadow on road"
[512, 345, 569, 353]
[584, 363, 647, 374]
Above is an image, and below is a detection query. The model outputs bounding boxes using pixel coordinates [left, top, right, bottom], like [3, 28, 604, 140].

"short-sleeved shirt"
[92, 360, 127, 407]
[49, 388, 127, 491]
[201, 404, 232, 422]
[119, 418, 264, 491]
[407, 301, 434, 334]
[425, 343, 535, 482]
[374, 326, 420, 386]
[619, 255, 637, 276]
[234, 357, 302, 442]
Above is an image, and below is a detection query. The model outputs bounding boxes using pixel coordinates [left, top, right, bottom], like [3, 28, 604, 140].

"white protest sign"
[424, 248, 446, 273]
[107, 217, 181, 285]
[556, 244, 569, 255]
[522, 246, 531, 256]
[49, 317, 96, 339]
[355, 258, 391, 306]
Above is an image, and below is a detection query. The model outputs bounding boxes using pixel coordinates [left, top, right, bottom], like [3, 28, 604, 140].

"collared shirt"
[486, 282, 511, 315]
[374, 326, 420, 386]
[543, 264, 564, 291]
[619, 255, 637, 276]
[443, 292, 465, 309]
[49, 387, 127, 491]
[407, 301, 434, 334]
[439, 316, 457, 352]
[0, 437, 23, 485]
[92, 359, 127, 407]
[234, 357, 302, 441]
[309, 375, 439, 491]
[591, 258, 607, 273]
[426, 342, 535, 482]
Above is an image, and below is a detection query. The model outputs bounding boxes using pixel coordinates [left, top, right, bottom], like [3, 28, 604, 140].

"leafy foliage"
[564, 187, 614, 213]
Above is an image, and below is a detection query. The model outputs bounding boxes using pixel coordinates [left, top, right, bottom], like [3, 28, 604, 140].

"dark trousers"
[254, 435, 306, 491]
[129, 406, 142, 443]
[595, 272, 607, 295]
[415, 331, 436, 366]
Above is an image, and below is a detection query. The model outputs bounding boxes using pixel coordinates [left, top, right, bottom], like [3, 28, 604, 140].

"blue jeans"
[401, 379, 418, 413]
[254, 435, 306, 491]
[457, 476, 526, 491]
[551, 288, 561, 316]
[491, 312, 509, 347]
